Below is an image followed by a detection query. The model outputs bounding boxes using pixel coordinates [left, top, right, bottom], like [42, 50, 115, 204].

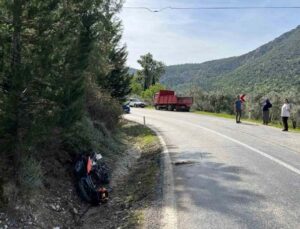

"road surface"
[125, 108, 300, 229]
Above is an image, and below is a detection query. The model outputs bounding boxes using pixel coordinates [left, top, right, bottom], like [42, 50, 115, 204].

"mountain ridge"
[161, 25, 300, 94]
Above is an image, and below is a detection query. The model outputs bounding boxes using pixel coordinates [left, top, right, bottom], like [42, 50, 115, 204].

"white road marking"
[126, 112, 300, 229]
[128, 112, 300, 176]
[187, 122, 300, 176]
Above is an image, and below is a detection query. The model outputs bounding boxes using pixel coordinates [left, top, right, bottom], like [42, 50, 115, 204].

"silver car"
[128, 98, 146, 108]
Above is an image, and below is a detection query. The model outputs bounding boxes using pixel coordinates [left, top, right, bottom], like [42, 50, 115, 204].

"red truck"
[154, 90, 193, 111]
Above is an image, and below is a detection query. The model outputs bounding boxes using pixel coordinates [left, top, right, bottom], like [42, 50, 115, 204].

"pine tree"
[94, 2, 131, 100]
[0, 0, 132, 184]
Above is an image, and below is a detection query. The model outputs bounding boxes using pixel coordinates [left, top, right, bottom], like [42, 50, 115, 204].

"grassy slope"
[0, 121, 162, 228]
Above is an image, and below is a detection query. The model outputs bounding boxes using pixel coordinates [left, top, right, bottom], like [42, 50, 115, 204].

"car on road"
[128, 98, 146, 108]
[122, 104, 130, 113]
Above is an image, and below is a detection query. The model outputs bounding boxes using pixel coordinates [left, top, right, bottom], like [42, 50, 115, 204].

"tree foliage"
[188, 86, 300, 127]
[0, 0, 130, 185]
[141, 83, 165, 104]
[137, 53, 165, 91]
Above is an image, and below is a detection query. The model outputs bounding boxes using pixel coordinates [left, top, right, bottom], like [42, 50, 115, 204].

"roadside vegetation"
[120, 122, 162, 228]
[0, 1, 163, 227]
[194, 111, 300, 132]
[0, 0, 138, 224]
[189, 87, 300, 130]
[0, 120, 162, 228]
[75, 122, 162, 228]
[130, 53, 166, 104]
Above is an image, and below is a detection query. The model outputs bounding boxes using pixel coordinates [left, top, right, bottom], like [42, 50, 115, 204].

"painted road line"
[128, 112, 300, 176]
[185, 121, 300, 176]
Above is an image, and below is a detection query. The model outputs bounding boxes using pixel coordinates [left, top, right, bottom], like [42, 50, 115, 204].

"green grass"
[194, 111, 235, 119]
[193, 110, 300, 133]
[121, 121, 161, 228]
[145, 106, 155, 110]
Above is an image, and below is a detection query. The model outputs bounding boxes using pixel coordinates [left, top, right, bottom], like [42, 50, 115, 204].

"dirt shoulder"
[0, 121, 162, 229]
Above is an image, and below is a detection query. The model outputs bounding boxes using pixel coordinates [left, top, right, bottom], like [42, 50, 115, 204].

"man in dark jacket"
[262, 99, 272, 125]
[235, 95, 243, 123]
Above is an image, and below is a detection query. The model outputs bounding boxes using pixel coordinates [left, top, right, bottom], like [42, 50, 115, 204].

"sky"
[119, 0, 300, 69]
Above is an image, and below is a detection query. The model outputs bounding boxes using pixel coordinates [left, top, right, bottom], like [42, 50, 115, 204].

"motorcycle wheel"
[77, 177, 92, 203]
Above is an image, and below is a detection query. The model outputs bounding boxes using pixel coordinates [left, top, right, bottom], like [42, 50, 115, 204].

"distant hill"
[161, 25, 300, 94]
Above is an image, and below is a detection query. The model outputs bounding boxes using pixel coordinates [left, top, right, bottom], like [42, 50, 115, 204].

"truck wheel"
[155, 105, 159, 110]
[168, 105, 172, 111]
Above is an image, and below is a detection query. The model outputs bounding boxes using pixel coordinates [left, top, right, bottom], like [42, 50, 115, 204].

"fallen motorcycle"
[74, 152, 110, 205]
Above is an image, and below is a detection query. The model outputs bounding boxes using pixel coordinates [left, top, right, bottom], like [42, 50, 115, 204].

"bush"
[141, 83, 165, 105]
[86, 84, 122, 131]
[190, 87, 300, 127]
[62, 83, 124, 157]
[63, 116, 122, 156]
[190, 88, 235, 114]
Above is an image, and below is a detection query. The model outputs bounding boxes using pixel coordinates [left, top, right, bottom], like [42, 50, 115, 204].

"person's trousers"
[236, 110, 242, 122]
[282, 117, 289, 131]
[263, 110, 270, 124]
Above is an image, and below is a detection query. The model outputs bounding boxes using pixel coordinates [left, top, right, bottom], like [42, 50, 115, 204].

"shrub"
[191, 88, 300, 126]
[63, 116, 122, 156]
[86, 84, 122, 131]
[141, 83, 165, 105]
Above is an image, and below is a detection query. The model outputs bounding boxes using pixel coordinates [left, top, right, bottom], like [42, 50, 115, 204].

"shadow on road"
[168, 150, 275, 228]
[239, 122, 259, 126]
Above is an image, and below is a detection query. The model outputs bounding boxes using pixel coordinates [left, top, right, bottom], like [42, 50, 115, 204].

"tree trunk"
[11, 0, 23, 172]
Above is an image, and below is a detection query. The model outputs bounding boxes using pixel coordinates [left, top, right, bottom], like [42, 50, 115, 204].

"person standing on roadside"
[262, 99, 272, 125]
[234, 95, 242, 123]
[281, 99, 291, 131]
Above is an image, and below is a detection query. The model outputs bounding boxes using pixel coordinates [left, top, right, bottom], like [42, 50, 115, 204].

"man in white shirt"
[281, 99, 291, 131]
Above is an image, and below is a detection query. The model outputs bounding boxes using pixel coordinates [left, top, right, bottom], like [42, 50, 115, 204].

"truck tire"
[168, 105, 172, 111]
[155, 105, 159, 110]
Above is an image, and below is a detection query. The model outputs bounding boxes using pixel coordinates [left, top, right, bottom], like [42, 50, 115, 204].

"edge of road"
[149, 125, 178, 229]
[146, 106, 300, 133]
[124, 115, 178, 229]
[192, 111, 300, 133]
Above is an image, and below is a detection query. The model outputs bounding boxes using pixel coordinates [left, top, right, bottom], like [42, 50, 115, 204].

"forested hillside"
[0, 0, 131, 213]
[161, 25, 300, 94]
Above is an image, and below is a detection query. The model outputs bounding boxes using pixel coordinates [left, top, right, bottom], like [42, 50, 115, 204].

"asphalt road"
[125, 108, 300, 229]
